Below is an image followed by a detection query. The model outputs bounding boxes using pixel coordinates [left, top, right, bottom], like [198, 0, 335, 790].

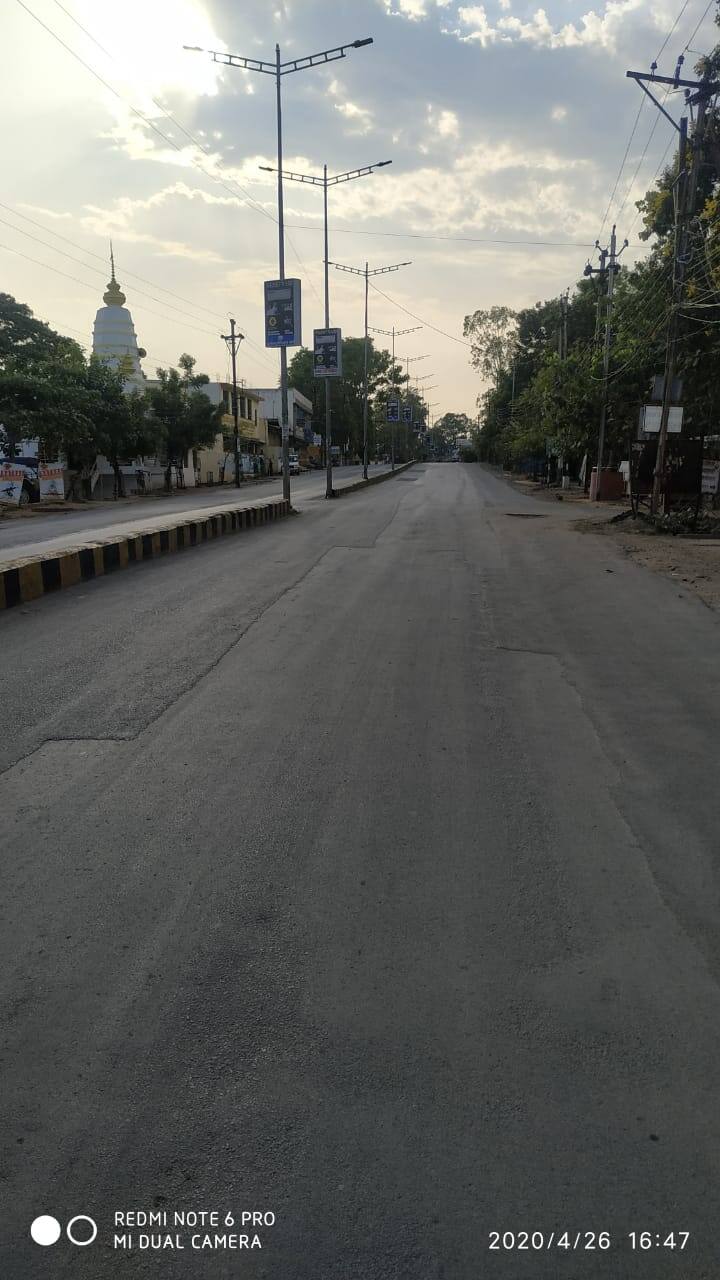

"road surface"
[0, 465, 388, 554]
[2, 464, 720, 1278]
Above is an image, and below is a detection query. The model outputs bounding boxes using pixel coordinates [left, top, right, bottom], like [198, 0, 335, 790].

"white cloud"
[334, 100, 374, 133]
[427, 104, 461, 139]
[382, 0, 428, 17]
[455, 5, 502, 45]
[551, 105, 567, 121]
[452, 0, 644, 51]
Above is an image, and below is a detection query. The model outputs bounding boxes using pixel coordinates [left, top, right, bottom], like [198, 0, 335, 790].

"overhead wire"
[15, 0, 323, 305]
[0, 241, 279, 374]
[366, 281, 472, 347]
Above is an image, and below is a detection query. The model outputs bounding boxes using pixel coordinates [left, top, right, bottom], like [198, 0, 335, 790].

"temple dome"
[92, 246, 145, 390]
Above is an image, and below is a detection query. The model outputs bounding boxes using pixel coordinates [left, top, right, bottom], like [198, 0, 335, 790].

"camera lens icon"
[30, 1214, 97, 1247]
[30, 1216, 61, 1246]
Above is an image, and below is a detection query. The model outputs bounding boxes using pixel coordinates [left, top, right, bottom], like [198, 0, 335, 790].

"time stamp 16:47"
[488, 1230, 690, 1252]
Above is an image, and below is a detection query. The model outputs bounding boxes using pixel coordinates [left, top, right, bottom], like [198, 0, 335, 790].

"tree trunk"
[112, 459, 125, 500]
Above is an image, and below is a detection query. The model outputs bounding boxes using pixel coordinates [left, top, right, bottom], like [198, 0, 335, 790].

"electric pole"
[585, 228, 627, 498]
[222, 318, 245, 487]
[625, 61, 719, 512]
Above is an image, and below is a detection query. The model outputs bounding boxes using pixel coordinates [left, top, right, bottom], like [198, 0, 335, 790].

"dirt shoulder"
[494, 468, 720, 613]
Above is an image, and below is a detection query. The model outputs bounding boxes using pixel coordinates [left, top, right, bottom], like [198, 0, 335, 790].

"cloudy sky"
[2, 0, 716, 416]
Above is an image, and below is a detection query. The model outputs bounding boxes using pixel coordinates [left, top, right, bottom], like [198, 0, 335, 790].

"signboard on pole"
[641, 405, 683, 434]
[39, 462, 65, 501]
[702, 459, 720, 495]
[387, 399, 400, 423]
[313, 327, 342, 377]
[0, 465, 24, 506]
[402, 404, 413, 423]
[264, 279, 301, 347]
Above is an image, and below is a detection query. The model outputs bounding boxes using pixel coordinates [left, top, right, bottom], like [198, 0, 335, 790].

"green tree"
[146, 360, 221, 490]
[289, 337, 399, 459]
[463, 306, 518, 388]
[0, 294, 86, 460]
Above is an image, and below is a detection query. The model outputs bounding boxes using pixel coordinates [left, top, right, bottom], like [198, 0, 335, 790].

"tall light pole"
[221, 319, 245, 487]
[186, 37, 374, 504]
[370, 324, 420, 470]
[400, 356, 430, 462]
[261, 161, 391, 497]
[331, 260, 411, 478]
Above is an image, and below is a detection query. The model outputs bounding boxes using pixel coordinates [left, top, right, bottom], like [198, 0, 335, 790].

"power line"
[14, 0, 323, 305]
[0, 240, 278, 373]
[598, 97, 646, 237]
[655, 0, 694, 62]
[286, 223, 609, 248]
[0, 202, 227, 323]
[366, 280, 472, 346]
[684, 0, 716, 51]
[0, 201, 275, 367]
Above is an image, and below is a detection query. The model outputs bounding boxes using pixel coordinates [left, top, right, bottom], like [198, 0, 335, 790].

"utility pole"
[261, 159, 391, 496]
[331, 259, 412, 478]
[187, 36, 374, 506]
[222, 318, 245, 487]
[370, 324, 421, 470]
[585, 228, 627, 498]
[626, 61, 719, 512]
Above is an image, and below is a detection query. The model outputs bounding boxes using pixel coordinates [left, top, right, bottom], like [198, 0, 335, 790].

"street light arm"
[280, 38, 374, 74]
[367, 261, 412, 276]
[184, 46, 277, 74]
[260, 164, 325, 186]
[260, 160, 392, 187]
[327, 161, 392, 185]
[330, 261, 365, 276]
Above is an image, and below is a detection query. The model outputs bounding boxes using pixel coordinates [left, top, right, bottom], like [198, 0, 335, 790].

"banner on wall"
[39, 462, 65, 501]
[0, 465, 24, 506]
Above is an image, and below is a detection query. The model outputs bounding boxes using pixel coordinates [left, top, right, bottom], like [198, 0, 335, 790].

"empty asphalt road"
[2, 464, 720, 1279]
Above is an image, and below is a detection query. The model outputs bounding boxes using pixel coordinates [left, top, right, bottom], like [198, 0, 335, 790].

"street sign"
[387, 399, 400, 422]
[642, 405, 683, 433]
[313, 327, 342, 377]
[402, 404, 413, 423]
[264, 278, 301, 347]
[702, 460, 720, 494]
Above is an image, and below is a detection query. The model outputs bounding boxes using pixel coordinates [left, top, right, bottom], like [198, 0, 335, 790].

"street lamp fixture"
[186, 36, 374, 501]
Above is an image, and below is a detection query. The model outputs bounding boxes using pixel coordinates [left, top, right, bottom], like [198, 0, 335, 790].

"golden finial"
[103, 241, 126, 306]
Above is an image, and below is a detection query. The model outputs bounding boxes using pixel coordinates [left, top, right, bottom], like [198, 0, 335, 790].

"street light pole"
[362, 263, 370, 478]
[331, 259, 412, 479]
[186, 35, 374, 505]
[370, 324, 420, 469]
[261, 159, 391, 496]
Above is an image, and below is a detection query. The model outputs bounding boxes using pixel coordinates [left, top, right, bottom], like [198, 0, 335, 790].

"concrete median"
[0, 495, 291, 611]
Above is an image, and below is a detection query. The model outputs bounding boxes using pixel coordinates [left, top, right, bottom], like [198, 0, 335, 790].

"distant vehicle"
[280, 452, 301, 475]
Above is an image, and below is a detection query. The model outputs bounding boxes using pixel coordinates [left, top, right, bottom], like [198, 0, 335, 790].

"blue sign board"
[264, 278, 301, 348]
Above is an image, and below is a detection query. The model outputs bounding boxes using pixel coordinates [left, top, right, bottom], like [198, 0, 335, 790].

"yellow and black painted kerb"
[0, 497, 291, 611]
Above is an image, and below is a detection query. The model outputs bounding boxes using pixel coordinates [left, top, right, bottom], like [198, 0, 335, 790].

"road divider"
[0, 496, 291, 611]
[330, 460, 414, 497]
